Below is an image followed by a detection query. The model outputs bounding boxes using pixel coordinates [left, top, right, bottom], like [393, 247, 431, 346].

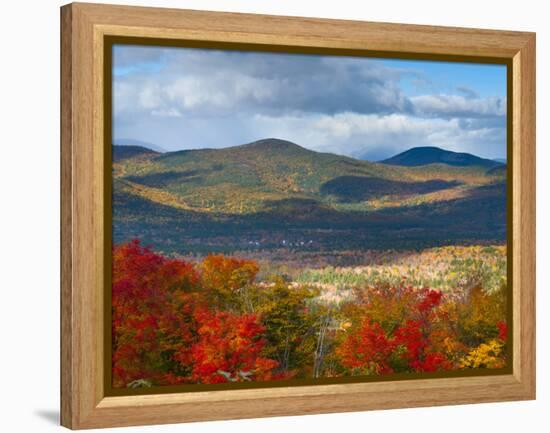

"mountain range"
[113, 138, 166, 153]
[112, 138, 506, 254]
[381, 146, 502, 168]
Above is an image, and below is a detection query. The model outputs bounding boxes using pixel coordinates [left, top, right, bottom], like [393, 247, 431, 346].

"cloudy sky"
[113, 44, 507, 161]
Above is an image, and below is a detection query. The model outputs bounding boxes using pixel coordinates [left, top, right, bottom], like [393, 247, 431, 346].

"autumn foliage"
[337, 288, 451, 375]
[112, 240, 277, 387]
[112, 240, 508, 388]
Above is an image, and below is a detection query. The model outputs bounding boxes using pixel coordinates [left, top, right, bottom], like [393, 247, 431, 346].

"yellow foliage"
[459, 339, 505, 369]
[457, 286, 506, 346]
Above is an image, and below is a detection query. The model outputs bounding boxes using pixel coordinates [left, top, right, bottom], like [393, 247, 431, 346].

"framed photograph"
[60, 3, 535, 429]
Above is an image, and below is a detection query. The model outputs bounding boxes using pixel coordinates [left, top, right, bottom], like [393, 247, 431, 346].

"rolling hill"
[113, 138, 166, 153]
[113, 145, 159, 162]
[114, 139, 501, 212]
[381, 146, 503, 169]
[112, 139, 506, 254]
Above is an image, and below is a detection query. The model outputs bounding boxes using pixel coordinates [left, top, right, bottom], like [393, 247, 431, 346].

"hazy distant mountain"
[381, 146, 502, 169]
[492, 158, 507, 164]
[113, 138, 165, 153]
[113, 144, 159, 162]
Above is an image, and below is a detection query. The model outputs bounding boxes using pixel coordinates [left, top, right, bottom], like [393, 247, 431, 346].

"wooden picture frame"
[61, 2, 536, 429]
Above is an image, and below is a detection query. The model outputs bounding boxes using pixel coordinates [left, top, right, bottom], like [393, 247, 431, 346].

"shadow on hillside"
[112, 180, 506, 254]
[320, 176, 461, 202]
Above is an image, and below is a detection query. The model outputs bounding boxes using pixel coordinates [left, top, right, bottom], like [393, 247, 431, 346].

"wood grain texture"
[75, 2, 533, 57]
[60, 4, 73, 429]
[60, 2, 536, 429]
[512, 34, 536, 395]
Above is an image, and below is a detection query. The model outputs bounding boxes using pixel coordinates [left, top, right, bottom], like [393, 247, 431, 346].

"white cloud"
[113, 48, 414, 119]
[138, 82, 163, 110]
[411, 94, 506, 117]
[151, 108, 181, 117]
[250, 112, 505, 160]
[164, 74, 278, 111]
[112, 45, 507, 159]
